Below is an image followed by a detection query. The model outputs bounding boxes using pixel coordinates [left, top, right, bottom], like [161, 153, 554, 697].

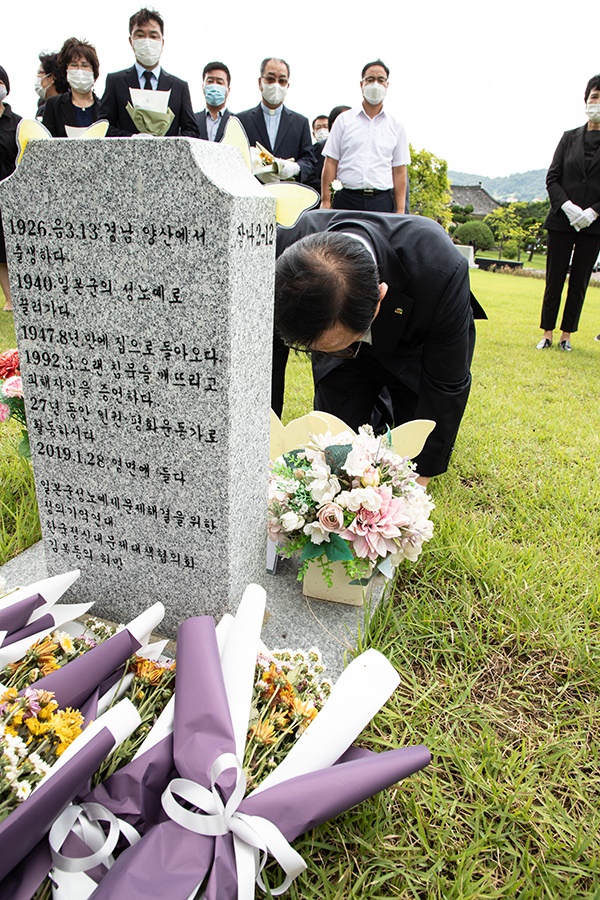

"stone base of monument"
[0, 543, 390, 679]
[301, 559, 380, 606]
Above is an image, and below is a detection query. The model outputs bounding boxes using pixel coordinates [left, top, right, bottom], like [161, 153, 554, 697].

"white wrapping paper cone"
[220, 584, 266, 759]
[96, 674, 134, 716]
[126, 602, 165, 645]
[253, 649, 400, 794]
[136, 639, 169, 660]
[0, 569, 80, 612]
[215, 613, 234, 656]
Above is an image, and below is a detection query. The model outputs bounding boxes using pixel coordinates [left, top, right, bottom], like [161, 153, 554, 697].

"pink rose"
[0, 403, 9, 423]
[2, 376, 23, 398]
[317, 502, 344, 532]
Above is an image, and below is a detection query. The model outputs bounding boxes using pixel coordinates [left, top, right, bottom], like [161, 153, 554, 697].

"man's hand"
[416, 475, 430, 488]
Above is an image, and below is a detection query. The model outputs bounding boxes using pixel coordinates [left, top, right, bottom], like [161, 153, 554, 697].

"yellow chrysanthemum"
[51, 708, 84, 745]
[292, 698, 318, 723]
[248, 719, 277, 745]
[25, 718, 51, 736]
[0, 688, 18, 703]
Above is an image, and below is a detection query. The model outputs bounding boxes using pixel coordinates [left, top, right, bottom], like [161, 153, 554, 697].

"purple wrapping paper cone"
[0, 841, 52, 900]
[86, 731, 175, 832]
[202, 745, 432, 900]
[0, 728, 117, 882]
[0, 592, 44, 636]
[90, 617, 238, 899]
[2, 611, 55, 647]
[21, 627, 142, 710]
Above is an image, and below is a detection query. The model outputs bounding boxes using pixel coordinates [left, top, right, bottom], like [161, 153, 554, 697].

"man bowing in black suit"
[195, 62, 232, 143]
[98, 7, 199, 138]
[237, 58, 315, 183]
[274, 211, 486, 483]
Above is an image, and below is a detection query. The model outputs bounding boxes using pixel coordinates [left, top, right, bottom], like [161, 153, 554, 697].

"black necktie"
[143, 71, 153, 90]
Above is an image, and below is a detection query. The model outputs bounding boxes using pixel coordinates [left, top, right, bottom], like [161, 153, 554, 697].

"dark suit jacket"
[305, 139, 326, 194]
[236, 104, 315, 182]
[545, 125, 600, 234]
[276, 210, 486, 475]
[42, 92, 99, 138]
[98, 66, 199, 138]
[195, 108, 232, 142]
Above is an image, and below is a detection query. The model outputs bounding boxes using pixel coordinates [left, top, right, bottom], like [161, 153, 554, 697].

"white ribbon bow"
[49, 801, 141, 874]
[161, 752, 307, 899]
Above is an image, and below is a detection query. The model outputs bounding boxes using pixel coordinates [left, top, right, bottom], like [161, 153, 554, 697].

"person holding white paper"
[42, 38, 100, 138]
[98, 7, 199, 138]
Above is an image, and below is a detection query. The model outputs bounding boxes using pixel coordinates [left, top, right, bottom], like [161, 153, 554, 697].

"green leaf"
[300, 541, 326, 562]
[324, 444, 352, 475]
[325, 533, 354, 562]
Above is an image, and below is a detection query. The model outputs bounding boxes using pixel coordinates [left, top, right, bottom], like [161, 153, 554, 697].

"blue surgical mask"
[204, 83, 227, 107]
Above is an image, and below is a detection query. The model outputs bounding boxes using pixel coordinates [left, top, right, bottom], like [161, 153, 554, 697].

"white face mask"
[314, 127, 329, 141]
[362, 82, 387, 105]
[67, 69, 95, 94]
[35, 77, 48, 100]
[132, 38, 163, 69]
[261, 81, 287, 107]
[0, 85, 7, 104]
[586, 102, 600, 124]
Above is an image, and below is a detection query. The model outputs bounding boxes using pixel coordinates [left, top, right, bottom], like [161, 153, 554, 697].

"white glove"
[570, 207, 599, 230]
[561, 200, 583, 224]
[276, 158, 301, 180]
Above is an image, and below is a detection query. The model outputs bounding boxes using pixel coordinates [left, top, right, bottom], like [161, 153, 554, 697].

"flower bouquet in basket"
[0, 348, 29, 459]
[268, 424, 435, 597]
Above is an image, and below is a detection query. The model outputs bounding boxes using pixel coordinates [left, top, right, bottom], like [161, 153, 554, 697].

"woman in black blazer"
[42, 37, 100, 138]
[537, 74, 600, 351]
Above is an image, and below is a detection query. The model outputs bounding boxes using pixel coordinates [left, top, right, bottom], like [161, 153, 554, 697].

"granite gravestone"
[0, 137, 276, 635]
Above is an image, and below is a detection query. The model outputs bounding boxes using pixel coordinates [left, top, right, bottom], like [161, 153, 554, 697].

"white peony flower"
[280, 511, 305, 533]
[303, 520, 331, 545]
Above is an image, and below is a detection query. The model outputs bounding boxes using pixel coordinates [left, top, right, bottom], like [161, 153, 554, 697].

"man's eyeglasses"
[362, 76, 388, 85]
[284, 340, 363, 359]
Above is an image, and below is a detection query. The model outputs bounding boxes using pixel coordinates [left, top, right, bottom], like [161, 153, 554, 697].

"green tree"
[408, 146, 452, 228]
[484, 205, 528, 259]
[453, 221, 494, 251]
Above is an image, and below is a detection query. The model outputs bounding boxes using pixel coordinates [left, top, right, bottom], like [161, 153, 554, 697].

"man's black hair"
[203, 61, 231, 85]
[260, 57, 290, 79]
[585, 74, 600, 102]
[129, 7, 165, 36]
[275, 233, 380, 349]
[361, 59, 389, 79]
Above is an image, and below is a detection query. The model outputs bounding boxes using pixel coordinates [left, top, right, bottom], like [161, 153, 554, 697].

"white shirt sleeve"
[392, 122, 410, 167]
[322, 116, 345, 160]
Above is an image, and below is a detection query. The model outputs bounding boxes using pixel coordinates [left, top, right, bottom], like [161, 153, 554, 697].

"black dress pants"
[540, 229, 600, 332]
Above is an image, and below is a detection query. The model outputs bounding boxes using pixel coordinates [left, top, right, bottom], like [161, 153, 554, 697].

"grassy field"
[2, 270, 600, 897]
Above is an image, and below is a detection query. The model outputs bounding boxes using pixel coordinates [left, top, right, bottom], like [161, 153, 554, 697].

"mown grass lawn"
[2, 270, 600, 898]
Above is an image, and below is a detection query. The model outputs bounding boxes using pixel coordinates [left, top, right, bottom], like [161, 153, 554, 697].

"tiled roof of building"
[450, 184, 500, 216]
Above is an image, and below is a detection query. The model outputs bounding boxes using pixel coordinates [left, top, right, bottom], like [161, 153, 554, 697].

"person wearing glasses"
[273, 210, 486, 483]
[320, 60, 409, 214]
[42, 38, 100, 137]
[236, 58, 315, 183]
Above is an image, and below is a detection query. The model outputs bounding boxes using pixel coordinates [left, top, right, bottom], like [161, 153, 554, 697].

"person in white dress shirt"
[320, 59, 410, 213]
